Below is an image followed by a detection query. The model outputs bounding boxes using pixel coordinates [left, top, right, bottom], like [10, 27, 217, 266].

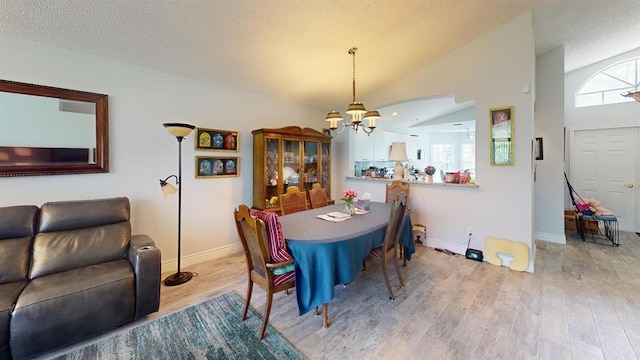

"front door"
[570, 127, 639, 232]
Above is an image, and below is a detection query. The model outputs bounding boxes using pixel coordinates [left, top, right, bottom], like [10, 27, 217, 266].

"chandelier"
[325, 47, 380, 135]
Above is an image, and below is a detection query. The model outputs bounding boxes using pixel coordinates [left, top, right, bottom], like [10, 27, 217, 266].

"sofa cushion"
[0, 237, 32, 284]
[0, 205, 38, 284]
[10, 260, 135, 359]
[30, 222, 130, 279]
[0, 281, 27, 359]
[38, 197, 130, 233]
[31, 197, 132, 279]
[0, 205, 38, 240]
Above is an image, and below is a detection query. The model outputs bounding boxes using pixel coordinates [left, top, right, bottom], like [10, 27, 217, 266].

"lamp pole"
[176, 134, 189, 284]
[162, 123, 195, 286]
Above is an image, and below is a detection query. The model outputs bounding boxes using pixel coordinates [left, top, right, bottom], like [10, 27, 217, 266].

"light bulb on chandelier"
[325, 47, 380, 136]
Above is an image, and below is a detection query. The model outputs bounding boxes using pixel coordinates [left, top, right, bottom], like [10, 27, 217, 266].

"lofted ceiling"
[2, 0, 640, 129]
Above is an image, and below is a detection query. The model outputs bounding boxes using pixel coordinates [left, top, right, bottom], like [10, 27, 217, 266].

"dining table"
[280, 201, 414, 327]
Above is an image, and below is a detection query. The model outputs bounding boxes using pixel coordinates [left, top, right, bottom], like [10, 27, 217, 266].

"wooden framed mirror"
[0, 80, 108, 177]
[490, 106, 514, 166]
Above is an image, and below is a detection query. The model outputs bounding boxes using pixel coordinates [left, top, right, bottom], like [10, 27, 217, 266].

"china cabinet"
[252, 126, 332, 212]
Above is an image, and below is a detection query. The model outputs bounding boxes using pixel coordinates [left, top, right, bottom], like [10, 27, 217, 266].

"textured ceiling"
[2, 0, 640, 118]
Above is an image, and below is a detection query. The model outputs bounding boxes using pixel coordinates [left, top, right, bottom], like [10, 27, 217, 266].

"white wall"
[342, 13, 537, 271]
[534, 47, 566, 244]
[0, 34, 326, 272]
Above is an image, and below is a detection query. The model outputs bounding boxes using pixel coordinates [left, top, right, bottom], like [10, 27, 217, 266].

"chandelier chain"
[351, 47, 357, 103]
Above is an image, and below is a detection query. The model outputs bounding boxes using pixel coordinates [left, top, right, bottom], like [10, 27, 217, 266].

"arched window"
[575, 57, 639, 108]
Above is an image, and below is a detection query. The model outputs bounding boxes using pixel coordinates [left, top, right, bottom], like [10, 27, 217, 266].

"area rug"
[54, 291, 306, 360]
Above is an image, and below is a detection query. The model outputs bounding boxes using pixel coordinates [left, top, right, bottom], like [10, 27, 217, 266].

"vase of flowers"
[425, 166, 436, 183]
[341, 189, 357, 215]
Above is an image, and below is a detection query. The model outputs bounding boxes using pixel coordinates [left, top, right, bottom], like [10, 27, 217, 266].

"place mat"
[316, 213, 352, 222]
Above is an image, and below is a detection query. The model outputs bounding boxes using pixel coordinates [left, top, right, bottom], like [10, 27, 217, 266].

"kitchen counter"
[345, 176, 479, 188]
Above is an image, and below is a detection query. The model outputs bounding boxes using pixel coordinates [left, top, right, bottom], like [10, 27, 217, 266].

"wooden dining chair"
[308, 183, 329, 209]
[385, 180, 409, 204]
[385, 180, 410, 265]
[234, 205, 295, 340]
[364, 193, 408, 300]
[279, 187, 308, 215]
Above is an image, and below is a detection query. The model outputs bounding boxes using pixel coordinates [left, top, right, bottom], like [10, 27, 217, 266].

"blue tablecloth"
[280, 202, 414, 315]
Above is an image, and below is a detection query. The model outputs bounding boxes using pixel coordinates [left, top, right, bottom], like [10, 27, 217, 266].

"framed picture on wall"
[535, 137, 543, 160]
[490, 106, 514, 166]
[195, 128, 239, 152]
[196, 156, 239, 178]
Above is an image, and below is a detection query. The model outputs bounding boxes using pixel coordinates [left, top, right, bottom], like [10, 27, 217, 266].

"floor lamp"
[160, 122, 195, 286]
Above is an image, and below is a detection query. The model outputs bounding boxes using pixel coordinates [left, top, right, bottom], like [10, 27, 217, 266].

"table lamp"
[388, 142, 408, 179]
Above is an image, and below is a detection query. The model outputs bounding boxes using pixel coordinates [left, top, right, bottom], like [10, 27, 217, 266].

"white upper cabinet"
[353, 129, 421, 162]
[353, 129, 375, 161]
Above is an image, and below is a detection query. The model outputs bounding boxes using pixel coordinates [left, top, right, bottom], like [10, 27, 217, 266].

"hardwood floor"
[41, 230, 640, 359]
[152, 230, 640, 359]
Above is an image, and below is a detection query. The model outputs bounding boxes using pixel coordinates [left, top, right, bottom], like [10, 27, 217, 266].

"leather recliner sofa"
[0, 197, 161, 359]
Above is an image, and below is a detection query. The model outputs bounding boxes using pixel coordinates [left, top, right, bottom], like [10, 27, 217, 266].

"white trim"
[161, 243, 243, 275]
[568, 124, 640, 132]
[425, 237, 468, 256]
[535, 231, 566, 244]
[574, 57, 640, 108]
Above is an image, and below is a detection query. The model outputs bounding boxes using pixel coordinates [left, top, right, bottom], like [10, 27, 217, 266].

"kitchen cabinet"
[354, 130, 392, 161]
[353, 130, 375, 161]
[374, 130, 394, 161]
[252, 126, 332, 212]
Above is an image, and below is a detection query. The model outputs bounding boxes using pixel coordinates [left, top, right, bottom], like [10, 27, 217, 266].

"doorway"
[570, 127, 639, 232]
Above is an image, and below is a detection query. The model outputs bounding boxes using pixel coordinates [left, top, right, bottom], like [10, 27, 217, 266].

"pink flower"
[424, 166, 436, 175]
[341, 189, 357, 203]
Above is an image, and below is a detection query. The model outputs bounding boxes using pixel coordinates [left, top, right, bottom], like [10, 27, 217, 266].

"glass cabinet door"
[303, 141, 318, 192]
[265, 138, 280, 208]
[283, 140, 300, 190]
[321, 142, 330, 195]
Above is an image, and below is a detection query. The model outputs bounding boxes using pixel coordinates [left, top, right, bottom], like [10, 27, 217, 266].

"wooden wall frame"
[0, 79, 109, 177]
[490, 106, 514, 166]
[535, 137, 543, 160]
[195, 127, 239, 152]
[196, 156, 239, 178]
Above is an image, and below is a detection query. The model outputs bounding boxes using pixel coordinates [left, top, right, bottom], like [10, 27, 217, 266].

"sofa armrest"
[128, 234, 161, 319]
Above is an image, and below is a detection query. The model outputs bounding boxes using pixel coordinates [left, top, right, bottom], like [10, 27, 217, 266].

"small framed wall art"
[195, 128, 239, 152]
[196, 156, 239, 178]
[535, 137, 543, 160]
[489, 106, 514, 166]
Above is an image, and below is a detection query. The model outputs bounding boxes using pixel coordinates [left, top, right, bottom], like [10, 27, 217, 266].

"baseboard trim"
[535, 231, 566, 244]
[425, 238, 467, 256]
[161, 243, 243, 275]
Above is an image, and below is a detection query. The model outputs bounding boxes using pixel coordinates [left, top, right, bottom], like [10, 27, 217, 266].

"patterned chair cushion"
[273, 270, 295, 287]
[249, 209, 293, 263]
[369, 246, 384, 258]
